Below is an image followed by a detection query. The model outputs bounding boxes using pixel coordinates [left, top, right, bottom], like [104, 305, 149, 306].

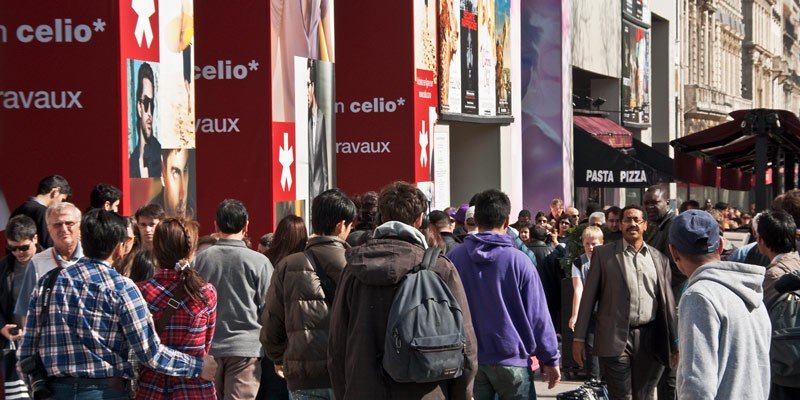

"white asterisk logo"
[278, 132, 294, 191]
[397, 98, 406, 106]
[93, 19, 106, 32]
[419, 121, 429, 167]
[131, 0, 155, 48]
[248, 60, 259, 71]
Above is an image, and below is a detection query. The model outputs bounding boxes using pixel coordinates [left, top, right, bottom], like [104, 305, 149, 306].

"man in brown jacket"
[572, 205, 678, 400]
[328, 181, 478, 399]
[261, 189, 357, 399]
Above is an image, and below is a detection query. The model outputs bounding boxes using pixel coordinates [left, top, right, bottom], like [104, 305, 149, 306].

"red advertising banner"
[335, 0, 415, 195]
[0, 1, 120, 213]
[195, 0, 273, 235]
[414, 68, 437, 183]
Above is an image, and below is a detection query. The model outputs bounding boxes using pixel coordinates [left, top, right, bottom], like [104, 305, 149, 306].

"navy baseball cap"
[668, 210, 720, 254]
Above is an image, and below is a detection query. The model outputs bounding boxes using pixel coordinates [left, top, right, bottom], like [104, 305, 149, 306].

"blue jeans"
[289, 388, 335, 400]
[473, 365, 537, 400]
[48, 380, 128, 400]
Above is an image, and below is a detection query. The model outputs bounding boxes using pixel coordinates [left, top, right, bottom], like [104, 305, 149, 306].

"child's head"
[581, 226, 604, 258]
[519, 225, 531, 243]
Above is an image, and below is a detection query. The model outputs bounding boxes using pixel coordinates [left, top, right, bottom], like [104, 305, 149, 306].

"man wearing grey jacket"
[195, 199, 273, 399]
[669, 210, 771, 399]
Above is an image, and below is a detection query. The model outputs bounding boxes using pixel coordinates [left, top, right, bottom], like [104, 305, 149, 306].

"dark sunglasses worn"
[7, 244, 31, 252]
[139, 95, 153, 113]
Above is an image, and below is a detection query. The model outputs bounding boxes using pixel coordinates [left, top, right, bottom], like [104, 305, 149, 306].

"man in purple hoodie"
[447, 189, 560, 399]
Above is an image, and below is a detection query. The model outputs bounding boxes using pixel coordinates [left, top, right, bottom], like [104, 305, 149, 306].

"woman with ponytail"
[136, 218, 217, 399]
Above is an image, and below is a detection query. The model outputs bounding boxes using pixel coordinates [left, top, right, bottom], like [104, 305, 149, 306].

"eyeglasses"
[6, 244, 30, 252]
[139, 95, 153, 113]
[622, 217, 645, 225]
[50, 221, 77, 229]
[559, 221, 571, 226]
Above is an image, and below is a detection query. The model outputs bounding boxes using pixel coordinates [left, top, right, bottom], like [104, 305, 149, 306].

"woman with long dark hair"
[136, 218, 217, 399]
[257, 214, 306, 400]
[265, 215, 308, 266]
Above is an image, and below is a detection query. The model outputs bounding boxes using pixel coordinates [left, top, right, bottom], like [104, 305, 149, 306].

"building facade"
[680, 0, 752, 135]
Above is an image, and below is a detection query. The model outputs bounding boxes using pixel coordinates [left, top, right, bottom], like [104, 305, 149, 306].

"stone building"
[680, 0, 752, 135]
[776, 0, 800, 114]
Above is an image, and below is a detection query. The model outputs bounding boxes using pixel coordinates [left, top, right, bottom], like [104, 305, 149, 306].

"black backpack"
[382, 247, 466, 383]
[769, 287, 800, 388]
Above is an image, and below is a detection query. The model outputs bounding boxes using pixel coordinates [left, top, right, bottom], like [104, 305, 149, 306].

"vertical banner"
[622, 20, 650, 125]
[195, 0, 272, 235]
[460, 0, 479, 114]
[521, 0, 571, 210]
[477, 0, 496, 116]
[335, 1, 414, 196]
[271, 0, 335, 226]
[414, 0, 438, 183]
[123, 0, 195, 218]
[433, 129, 451, 210]
[495, 0, 512, 115]
[439, 0, 462, 113]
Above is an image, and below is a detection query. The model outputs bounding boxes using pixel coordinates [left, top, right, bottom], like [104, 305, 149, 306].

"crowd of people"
[1, 175, 799, 399]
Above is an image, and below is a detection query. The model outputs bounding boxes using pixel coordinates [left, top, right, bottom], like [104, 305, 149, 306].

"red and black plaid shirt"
[136, 269, 217, 399]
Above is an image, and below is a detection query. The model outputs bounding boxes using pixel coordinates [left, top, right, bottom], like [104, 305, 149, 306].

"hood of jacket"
[461, 231, 515, 265]
[688, 261, 765, 310]
[346, 221, 428, 286]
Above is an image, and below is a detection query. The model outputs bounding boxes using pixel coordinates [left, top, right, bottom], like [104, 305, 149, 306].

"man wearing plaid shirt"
[18, 209, 216, 399]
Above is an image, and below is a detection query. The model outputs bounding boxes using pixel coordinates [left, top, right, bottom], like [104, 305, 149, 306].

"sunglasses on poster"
[139, 95, 153, 113]
[6, 244, 31, 252]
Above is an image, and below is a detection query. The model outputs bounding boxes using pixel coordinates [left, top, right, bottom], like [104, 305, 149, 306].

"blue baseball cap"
[668, 210, 720, 254]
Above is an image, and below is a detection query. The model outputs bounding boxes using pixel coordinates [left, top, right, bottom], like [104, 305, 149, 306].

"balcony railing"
[684, 84, 753, 116]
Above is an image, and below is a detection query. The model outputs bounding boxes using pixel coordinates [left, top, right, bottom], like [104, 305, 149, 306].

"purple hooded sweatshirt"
[447, 232, 560, 367]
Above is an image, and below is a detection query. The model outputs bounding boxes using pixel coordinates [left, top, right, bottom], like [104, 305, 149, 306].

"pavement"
[533, 374, 584, 398]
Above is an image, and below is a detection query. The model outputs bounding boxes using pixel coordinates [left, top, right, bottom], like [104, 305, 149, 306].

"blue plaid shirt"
[18, 258, 203, 379]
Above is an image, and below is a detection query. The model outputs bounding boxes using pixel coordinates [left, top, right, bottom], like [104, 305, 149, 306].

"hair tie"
[174, 259, 190, 272]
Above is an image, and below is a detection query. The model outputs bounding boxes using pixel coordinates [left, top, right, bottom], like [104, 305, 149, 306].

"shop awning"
[670, 109, 800, 204]
[671, 109, 800, 171]
[574, 128, 669, 188]
[574, 114, 633, 148]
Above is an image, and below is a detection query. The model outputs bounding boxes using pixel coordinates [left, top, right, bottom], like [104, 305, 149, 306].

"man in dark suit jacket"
[572, 205, 678, 400]
[307, 60, 328, 202]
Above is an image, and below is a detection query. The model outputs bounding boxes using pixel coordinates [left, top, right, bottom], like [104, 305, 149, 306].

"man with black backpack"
[261, 189, 356, 399]
[447, 189, 560, 399]
[328, 181, 478, 399]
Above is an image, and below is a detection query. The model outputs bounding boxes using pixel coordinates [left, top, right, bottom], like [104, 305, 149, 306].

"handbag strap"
[305, 250, 335, 304]
[31, 266, 64, 350]
[154, 283, 186, 334]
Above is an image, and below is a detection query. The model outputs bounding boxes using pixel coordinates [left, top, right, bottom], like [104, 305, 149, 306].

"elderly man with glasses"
[13, 202, 83, 328]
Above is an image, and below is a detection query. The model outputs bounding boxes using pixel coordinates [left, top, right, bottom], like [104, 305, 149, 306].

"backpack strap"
[31, 266, 64, 350]
[305, 250, 335, 304]
[154, 283, 186, 334]
[416, 247, 441, 272]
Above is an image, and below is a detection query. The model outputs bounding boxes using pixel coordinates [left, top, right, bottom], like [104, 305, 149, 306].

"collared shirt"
[622, 240, 658, 327]
[18, 258, 203, 379]
[14, 243, 83, 318]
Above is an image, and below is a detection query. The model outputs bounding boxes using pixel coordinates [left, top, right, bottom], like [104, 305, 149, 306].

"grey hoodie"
[677, 261, 772, 399]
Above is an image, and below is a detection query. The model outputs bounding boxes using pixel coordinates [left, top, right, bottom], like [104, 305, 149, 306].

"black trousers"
[598, 324, 664, 400]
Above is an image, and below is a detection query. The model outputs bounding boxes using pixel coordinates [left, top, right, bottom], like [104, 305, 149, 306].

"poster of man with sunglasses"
[129, 60, 162, 178]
